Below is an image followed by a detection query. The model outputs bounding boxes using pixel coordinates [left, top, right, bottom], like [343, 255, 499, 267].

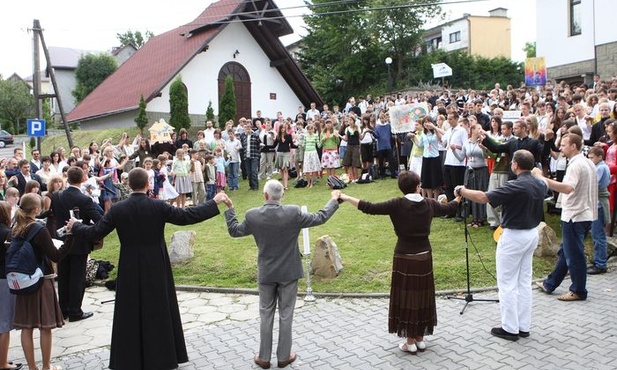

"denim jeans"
[206, 184, 216, 200]
[591, 204, 607, 269]
[227, 162, 239, 190]
[245, 157, 260, 190]
[544, 220, 591, 299]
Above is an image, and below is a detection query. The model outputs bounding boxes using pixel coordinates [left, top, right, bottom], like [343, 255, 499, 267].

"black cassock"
[73, 193, 221, 370]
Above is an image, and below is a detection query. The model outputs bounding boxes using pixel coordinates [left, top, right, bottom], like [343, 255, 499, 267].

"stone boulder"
[311, 235, 343, 278]
[169, 230, 196, 264]
[535, 222, 559, 257]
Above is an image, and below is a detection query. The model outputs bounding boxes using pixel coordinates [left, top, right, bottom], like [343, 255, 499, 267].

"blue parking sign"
[27, 119, 46, 137]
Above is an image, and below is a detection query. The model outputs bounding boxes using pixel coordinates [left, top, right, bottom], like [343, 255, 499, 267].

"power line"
[181, 0, 491, 27]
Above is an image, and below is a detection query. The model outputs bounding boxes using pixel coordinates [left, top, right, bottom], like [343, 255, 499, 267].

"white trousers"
[496, 228, 538, 334]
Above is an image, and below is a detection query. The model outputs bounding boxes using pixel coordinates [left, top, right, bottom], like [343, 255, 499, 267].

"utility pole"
[32, 20, 41, 150]
[32, 19, 74, 148]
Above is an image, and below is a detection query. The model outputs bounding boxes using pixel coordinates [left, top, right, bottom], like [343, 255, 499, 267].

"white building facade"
[536, 0, 616, 84]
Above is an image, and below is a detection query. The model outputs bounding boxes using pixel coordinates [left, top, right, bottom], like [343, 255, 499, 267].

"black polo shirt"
[486, 171, 547, 229]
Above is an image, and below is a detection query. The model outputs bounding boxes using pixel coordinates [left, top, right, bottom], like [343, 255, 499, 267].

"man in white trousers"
[456, 150, 547, 341]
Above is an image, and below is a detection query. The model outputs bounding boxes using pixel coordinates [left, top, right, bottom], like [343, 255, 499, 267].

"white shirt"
[443, 125, 468, 166]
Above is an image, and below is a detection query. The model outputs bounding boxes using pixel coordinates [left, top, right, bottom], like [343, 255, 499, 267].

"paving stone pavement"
[7, 269, 617, 370]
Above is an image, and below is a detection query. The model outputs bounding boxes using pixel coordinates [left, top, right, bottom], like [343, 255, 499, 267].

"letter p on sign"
[27, 119, 46, 137]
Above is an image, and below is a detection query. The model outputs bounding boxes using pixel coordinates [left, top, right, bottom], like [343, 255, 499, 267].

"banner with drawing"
[388, 103, 429, 133]
[525, 57, 547, 86]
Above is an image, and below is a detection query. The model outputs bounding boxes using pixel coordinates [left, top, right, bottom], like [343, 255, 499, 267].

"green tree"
[169, 76, 191, 131]
[523, 41, 536, 58]
[299, 0, 440, 104]
[116, 30, 154, 48]
[205, 100, 215, 125]
[218, 75, 236, 127]
[0, 78, 34, 134]
[134, 95, 149, 135]
[73, 53, 117, 103]
[368, 0, 440, 84]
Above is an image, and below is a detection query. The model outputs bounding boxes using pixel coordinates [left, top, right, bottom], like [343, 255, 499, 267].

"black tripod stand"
[447, 200, 499, 314]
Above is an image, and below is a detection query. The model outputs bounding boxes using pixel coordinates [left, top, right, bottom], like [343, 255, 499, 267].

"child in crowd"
[225, 129, 242, 190]
[114, 172, 132, 200]
[302, 124, 322, 188]
[189, 150, 206, 206]
[143, 158, 155, 197]
[171, 149, 191, 208]
[157, 154, 178, 203]
[214, 148, 227, 193]
[204, 154, 217, 200]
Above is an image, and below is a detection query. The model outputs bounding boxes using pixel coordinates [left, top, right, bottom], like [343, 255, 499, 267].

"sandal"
[416, 340, 426, 352]
[42, 366, 62, 370]
[398, 341, 417, 354]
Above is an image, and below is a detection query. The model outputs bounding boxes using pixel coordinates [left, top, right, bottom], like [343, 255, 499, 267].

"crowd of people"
[1, 74, 617, 368]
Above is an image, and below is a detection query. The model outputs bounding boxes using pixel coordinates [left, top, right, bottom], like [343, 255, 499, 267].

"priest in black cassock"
[68, 167, 230, 370]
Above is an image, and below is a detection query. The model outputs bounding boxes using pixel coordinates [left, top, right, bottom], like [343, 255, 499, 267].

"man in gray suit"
[224, 179, 341, 369]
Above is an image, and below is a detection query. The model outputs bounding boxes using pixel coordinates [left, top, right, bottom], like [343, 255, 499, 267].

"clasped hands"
[214, 192, 233, 208]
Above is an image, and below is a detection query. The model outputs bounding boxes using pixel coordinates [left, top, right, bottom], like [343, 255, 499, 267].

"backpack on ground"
[5, 223, 45, 295]
[327, 175, 347, 189]
[356, 172, 373, 184]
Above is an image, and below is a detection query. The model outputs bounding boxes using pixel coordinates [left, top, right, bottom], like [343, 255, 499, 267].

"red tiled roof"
[67, 0, 244, 122]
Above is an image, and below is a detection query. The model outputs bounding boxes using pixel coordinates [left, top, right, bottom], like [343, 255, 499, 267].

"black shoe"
[491, 327, 519, 341]
[489, 225, 498, 231]
[454, 217, 464, 222]
[69, 311, 94, 322]
[587, 266, 607, 275]
[518, 331, 530, 338]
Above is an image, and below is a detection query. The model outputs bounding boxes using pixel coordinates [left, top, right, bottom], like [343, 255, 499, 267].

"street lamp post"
[385, 57, 393, 92]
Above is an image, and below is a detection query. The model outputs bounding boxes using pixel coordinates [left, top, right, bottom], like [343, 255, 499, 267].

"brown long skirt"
[389, 252, 437, 338]
[13, 278, 64, 330]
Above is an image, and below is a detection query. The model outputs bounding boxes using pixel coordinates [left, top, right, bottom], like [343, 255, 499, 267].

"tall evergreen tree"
[169, 77, 191, 130]
[134, 95, 149, 135]
[218, 76, 236, 128]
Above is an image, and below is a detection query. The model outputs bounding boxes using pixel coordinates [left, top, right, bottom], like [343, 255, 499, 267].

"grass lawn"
[41, 129, 573, 293]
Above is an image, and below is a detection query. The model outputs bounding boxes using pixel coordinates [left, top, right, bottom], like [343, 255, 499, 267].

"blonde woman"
[12, 193, 73, 370]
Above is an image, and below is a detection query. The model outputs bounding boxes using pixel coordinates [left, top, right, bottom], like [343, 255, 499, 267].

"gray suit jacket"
[225, 199, 339, 283]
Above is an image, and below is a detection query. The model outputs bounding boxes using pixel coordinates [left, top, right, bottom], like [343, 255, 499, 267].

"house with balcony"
[423, 8, 511, 59]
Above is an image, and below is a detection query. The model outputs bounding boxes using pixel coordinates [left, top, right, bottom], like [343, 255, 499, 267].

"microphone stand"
[447, 199, 499, 314]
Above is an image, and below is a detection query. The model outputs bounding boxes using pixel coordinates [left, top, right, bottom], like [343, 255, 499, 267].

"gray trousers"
[487, 172, 509, 227]
[258, 279, 298, 361]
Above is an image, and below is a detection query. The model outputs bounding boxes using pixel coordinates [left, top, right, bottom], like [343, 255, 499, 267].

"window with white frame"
[570, 0, 581, 36]
[449, 31, 461, 43]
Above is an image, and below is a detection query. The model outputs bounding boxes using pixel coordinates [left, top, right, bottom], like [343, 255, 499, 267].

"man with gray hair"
[224, 180, 341, 368]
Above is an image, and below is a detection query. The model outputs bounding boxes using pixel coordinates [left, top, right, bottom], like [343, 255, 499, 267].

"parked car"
[0, 130, 13, 148]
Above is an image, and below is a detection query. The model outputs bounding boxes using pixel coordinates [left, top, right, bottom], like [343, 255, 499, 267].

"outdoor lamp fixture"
[233, 49, 240, 58]
[385, 57, 393, 92]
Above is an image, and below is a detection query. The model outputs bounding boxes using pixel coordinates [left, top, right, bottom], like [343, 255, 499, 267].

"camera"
[56, 226, 68, 238]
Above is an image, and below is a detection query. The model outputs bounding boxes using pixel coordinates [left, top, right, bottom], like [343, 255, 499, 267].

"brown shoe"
[557, 291, 583, 301]
[254, 355, 271, 369]
[277, 352, 297, 368]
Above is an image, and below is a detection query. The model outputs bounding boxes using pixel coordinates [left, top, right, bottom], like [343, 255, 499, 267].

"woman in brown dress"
[339, 171, 461, 353]
[12, 193, 72, 370]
